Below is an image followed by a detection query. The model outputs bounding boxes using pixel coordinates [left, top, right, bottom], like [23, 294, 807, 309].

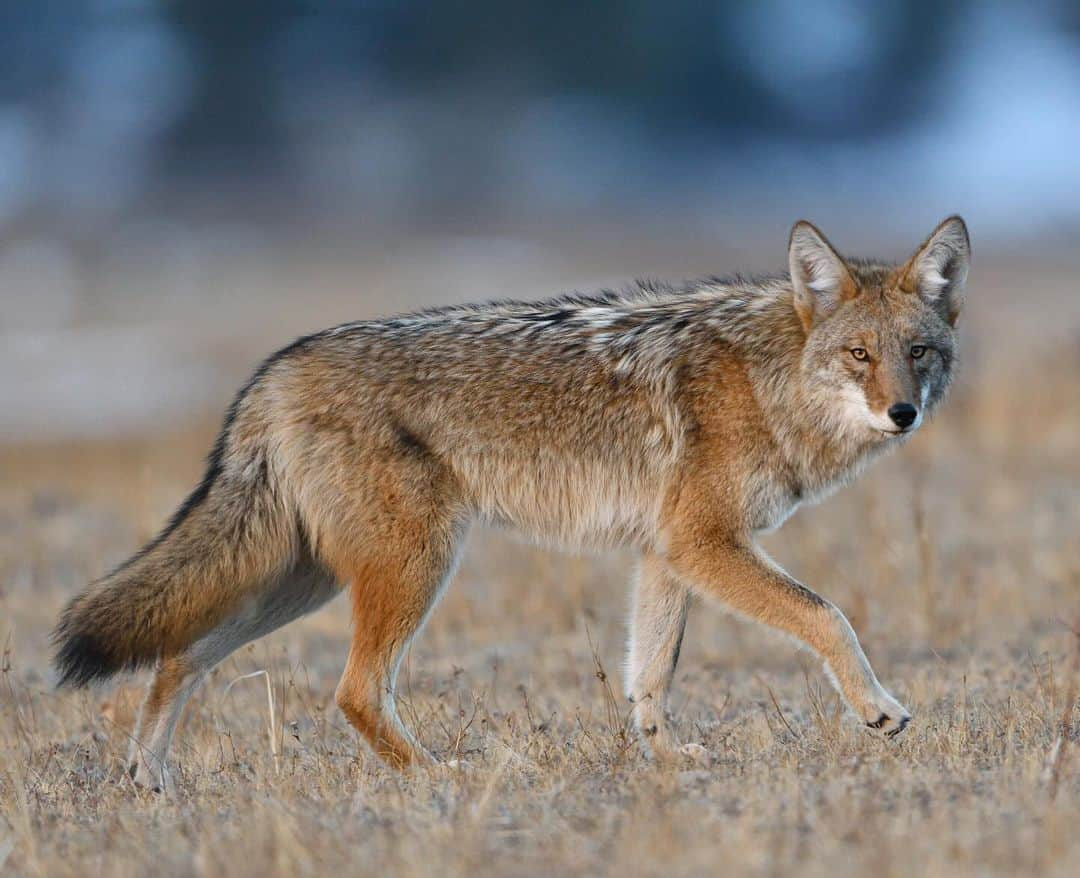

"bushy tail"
[52, 464, 294, 687]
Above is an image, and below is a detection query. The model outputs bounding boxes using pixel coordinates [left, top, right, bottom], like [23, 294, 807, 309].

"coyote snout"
[54, 215, 969, 786]
[887, 402, 918, 430]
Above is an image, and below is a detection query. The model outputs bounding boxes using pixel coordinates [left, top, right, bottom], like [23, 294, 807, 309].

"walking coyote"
[54, 216, 970, 788]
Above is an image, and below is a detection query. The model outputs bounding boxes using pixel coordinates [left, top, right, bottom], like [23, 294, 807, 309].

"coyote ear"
[901, 215, 970, 326]
[788, 220, 856, 331]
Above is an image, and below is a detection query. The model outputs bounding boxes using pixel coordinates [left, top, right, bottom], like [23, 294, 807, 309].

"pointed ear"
[901, 215, 970, 326]
[788, 220, 856, 331]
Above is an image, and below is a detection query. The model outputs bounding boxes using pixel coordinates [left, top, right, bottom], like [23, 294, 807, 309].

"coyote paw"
[861, 688, 911, 739]
[129, 761, 173, 794]
[866, 712, 910, 738]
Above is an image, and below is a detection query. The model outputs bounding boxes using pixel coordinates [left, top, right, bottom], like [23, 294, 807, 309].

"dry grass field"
[0, 242, 1077, 876]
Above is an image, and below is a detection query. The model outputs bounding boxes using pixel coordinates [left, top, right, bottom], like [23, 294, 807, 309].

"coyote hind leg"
[128, 560, 338, 790]
[625, 552, 693, 761]
[330, 510, 467, 770]
[128, 654, 204, 791]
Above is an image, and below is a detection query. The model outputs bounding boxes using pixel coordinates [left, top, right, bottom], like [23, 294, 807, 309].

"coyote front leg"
[625, 552, 695, 761]
[665, 532, 910, 737]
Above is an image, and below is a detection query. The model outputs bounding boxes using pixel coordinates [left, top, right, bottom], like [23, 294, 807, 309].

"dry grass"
[0, 248, 1077, 877]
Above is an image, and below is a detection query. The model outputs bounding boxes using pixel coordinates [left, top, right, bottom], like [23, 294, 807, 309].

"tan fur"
[53, 216, 970, 780]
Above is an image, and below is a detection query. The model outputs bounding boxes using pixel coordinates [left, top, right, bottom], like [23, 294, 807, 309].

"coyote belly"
[53, 216, 969, 787]
[443, 373, 682, 549]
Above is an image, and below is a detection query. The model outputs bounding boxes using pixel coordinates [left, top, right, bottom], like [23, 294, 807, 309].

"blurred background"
[2, 0, 1079, 440]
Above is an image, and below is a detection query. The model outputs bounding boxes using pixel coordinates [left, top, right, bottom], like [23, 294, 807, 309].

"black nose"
[888, 403, 918, 429]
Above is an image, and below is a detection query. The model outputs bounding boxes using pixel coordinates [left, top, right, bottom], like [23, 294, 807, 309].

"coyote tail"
[52, 450, 294, 687]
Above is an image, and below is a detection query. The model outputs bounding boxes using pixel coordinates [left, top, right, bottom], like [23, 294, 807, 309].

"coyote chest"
[742, 441, 866, 535]
[748, 485, 802, 534]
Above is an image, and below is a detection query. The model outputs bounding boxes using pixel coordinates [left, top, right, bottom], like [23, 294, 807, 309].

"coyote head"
[787, 216, 970, 441]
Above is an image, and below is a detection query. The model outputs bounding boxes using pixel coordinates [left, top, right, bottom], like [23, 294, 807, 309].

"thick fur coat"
[54, 217, 970, 788]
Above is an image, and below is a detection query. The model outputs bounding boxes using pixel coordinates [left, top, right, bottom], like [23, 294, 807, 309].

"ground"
[0, 241, 1077, 877]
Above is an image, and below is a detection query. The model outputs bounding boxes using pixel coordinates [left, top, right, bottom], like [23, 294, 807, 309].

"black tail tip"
[52, 629, 120, 688]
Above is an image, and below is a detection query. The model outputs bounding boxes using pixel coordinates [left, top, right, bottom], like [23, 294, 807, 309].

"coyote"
[54, 217, 969, 788]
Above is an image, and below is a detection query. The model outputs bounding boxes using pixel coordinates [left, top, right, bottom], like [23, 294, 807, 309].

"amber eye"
[850, 347, 869, 362]
[910, 345, 927, 359]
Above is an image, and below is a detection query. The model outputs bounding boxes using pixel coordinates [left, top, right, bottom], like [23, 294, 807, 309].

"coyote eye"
[910, 345, 926, 359]
[850, 347, 869, 362]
